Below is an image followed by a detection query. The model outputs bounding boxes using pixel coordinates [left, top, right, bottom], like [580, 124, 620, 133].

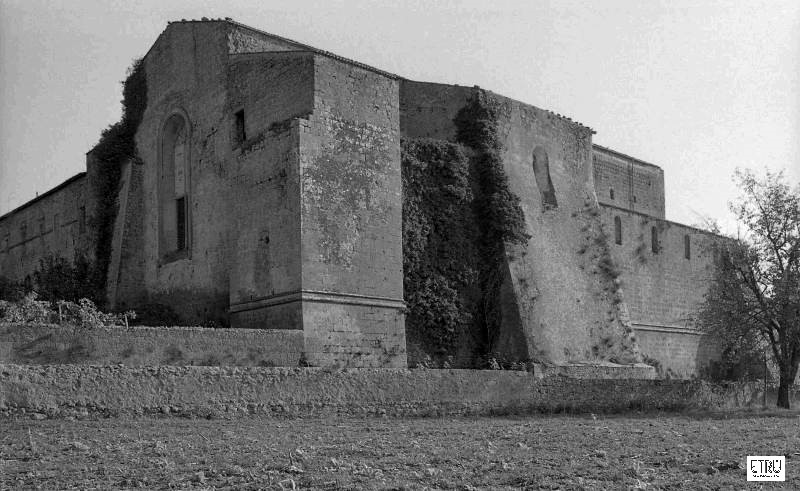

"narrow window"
[38, 217, 45, 236]
[1, 234, 8, 253]
[78, 206, 86, 234]
[651, 226, 659, 253]
[176, 197, 186, 251]
[614, 216, 622, 245]
[234, 109, 246, 145]
[20, 222, 26, 241]
[684, 234, 691, 260]
[160, 112, 191, 258]
[633, 195, 637, 203]
[532, 146, 558, 210]
[609, 188, 615, 200]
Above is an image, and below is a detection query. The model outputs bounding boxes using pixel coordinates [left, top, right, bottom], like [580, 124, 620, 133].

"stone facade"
[0, 19, 721, 373]
[0, 174, 93, 287]
[0, 364, 768, 420]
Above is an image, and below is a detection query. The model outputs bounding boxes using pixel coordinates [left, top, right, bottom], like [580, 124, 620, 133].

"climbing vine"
[402, 138, 478, 356]
[402, 90, 530, 365]
[454, 91, 529, 356]
[90, 58, 147, 303]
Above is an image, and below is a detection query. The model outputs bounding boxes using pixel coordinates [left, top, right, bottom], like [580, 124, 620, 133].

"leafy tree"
[33, 253, 99, 304]
[699, 169, 800, 408]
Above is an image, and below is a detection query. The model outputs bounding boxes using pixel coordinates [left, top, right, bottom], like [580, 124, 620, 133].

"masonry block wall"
[400, 81, 639, 365]
[224, 51, 313, 330]
[106, 161, 146, 310]
[600, 205, 721, 375]
[298, 56, 405, 367]
[593, 145, 665, 219]
[134, 21, 235, 325]
[0, 174, 93, 285]
[0, 18, 731, 373]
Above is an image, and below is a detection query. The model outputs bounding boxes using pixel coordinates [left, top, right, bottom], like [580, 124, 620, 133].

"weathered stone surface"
[0, 174, 92, 283]
[599, 205, 723, 376]
[0, 363, 766, 419]
[0, 323, 303, 367]
[0, 18, 726, 374]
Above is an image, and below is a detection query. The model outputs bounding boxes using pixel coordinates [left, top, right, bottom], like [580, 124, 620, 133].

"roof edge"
[593, 144, 663, 171]
[0, 173, 88, 223]
[225, 19, 400, 80]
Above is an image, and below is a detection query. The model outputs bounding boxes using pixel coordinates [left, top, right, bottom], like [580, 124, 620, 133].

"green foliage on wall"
[91, 58, 147, 303]
[402, 90, 530, 365]
[33, 253, 99, 304]
[453, 91, 530, 247]
[402, 138, 478, 355]
[454, 91, 530, 358]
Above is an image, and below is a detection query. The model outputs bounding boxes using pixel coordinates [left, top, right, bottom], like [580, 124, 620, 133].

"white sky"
[1, 0, 798, 232]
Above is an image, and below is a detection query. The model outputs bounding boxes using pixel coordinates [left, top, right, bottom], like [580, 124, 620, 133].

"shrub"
[33, 253, 99, 304]
[0, 293, 52, 323]
[0, 293, 135, 328]
[0, 276, 25, 301]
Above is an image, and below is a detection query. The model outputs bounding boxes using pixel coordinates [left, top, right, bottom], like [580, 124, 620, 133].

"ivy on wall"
[402, 90, 530, 365]
[402, 138, 478, 356]
[90, 58, 147, 303]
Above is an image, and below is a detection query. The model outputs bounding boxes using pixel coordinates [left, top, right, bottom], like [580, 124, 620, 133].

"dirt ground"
[1, 411, 798, 490]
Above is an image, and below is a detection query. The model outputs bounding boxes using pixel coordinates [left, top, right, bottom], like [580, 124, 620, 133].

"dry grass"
[1, 411, 798, 489]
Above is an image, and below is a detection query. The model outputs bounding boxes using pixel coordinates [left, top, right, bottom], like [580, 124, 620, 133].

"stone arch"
[532, 146, 557, 210]
[159, 110, 191, 258]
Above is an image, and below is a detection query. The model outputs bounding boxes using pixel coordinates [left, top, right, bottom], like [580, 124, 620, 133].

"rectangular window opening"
[176, 196, 186, 251]
[651, 227, 659, 254]
[234, 109, 246, 145]
[684, 235, 691, 260]
[78, 206, 86, 234]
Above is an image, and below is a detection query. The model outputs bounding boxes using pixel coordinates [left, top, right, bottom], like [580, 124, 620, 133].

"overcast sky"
[1, 0, 798, 232]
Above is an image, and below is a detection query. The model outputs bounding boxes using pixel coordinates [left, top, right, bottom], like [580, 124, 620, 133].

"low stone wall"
[0, 364, 767, 419]
[634, 324, 720, 378]
[0, 324, 303, 367]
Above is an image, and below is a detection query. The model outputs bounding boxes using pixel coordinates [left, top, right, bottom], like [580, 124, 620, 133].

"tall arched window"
[651, 226, 659, 254]
[614, 216, 622, 245]
[532, 146, 558, 210]
[160, 112, 191, 258]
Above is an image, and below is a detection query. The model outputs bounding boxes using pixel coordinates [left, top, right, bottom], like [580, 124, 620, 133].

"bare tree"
[699, 169, 800, 408]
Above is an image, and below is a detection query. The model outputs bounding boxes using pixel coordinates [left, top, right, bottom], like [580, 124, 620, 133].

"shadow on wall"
[4, 324, 304, 367]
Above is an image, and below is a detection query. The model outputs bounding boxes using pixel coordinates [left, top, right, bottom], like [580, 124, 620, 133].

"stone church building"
[0, 19, 720, 374]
